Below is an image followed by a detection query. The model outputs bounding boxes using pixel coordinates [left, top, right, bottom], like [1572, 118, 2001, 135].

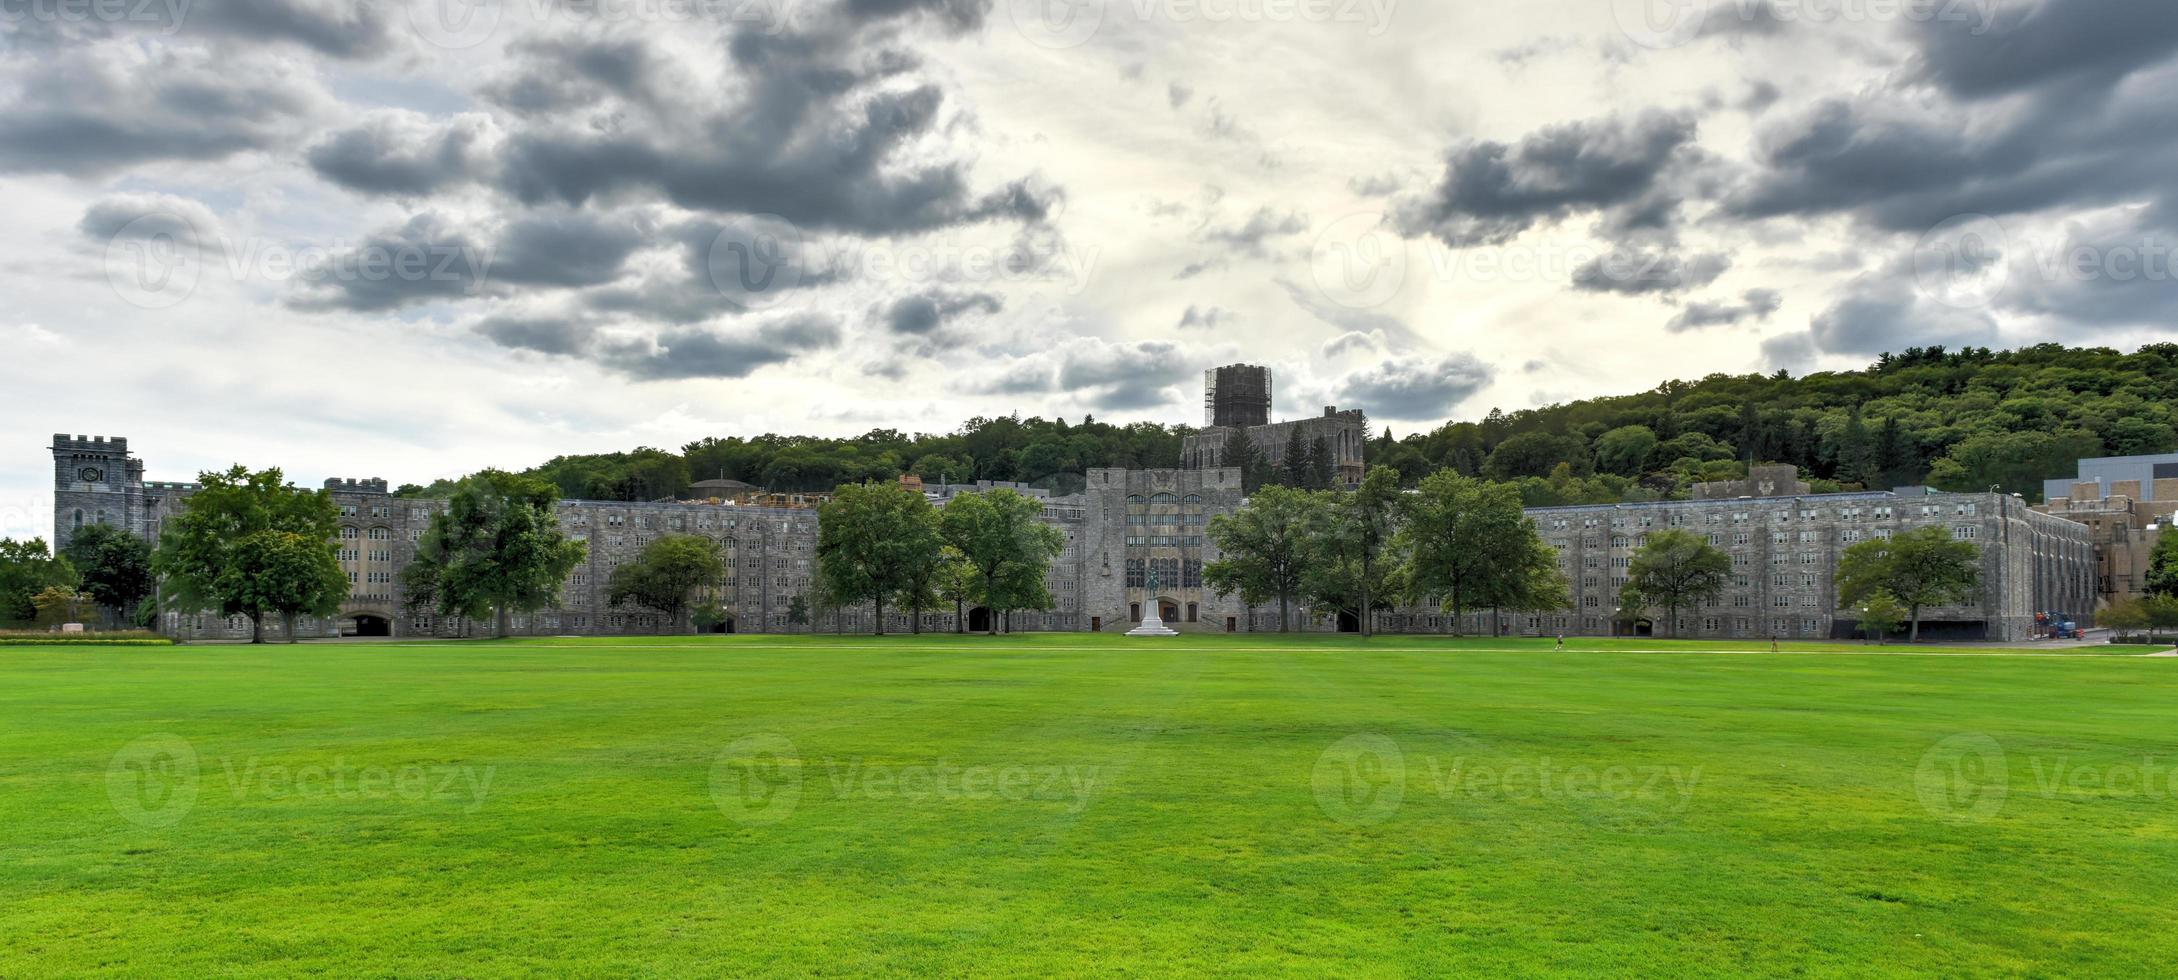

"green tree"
[403, 470, 588, 637]
[62, 524, 153, 627]
[1223, 427, 1269, 493]
[1205, 485, 1317, 632]
[816, 483, 944, 635]
[938, 488, 1065, 635]
[1309, 436, 1336, 490]
[0, 538, 78, 628]
[607, 535, 725, 633]
[30, 585, 90, 628]
[1394, 471, 1557, 635]
[933, 546, 978, 633]
[1593, 425, 1658, 477]
[1299, 467, 1402, 636]
[152, 466, 346, 644]
[787, 594, 811, 633]
[1282, 428, 1311, 488]
[1620, 529, 1731, 637]
[1854, 591, 1905, 644]
[1483, 431, 1589, 481]
[1835, 408, 1878, 486]
[1836, 526, 1981, 642]
[232, 530, 349, 642]
[2146, 530, 2178, 599]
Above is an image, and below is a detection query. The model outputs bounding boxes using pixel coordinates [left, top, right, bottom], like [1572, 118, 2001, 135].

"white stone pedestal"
[1126, 608, 1179, 637]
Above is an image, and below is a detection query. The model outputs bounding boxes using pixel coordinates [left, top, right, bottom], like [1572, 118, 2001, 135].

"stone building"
[52, 434, 823, 641]
[52, 434, 2096, 643]
[1507, 481, 2095, 642]
[2035, 454, 2178, 606]
[1204, 363, 1273, 428]
[1076, 466, 1250, 633]
[1183, 406, 1369, 487]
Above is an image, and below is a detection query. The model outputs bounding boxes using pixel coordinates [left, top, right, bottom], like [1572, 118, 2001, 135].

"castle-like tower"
[51, 434, 148, 552]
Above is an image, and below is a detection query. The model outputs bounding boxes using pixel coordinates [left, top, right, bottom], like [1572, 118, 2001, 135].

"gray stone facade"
[54, 435, 2096, 642]
[1182, 407, 1369, 488]
[1504, 489, 2096, 642]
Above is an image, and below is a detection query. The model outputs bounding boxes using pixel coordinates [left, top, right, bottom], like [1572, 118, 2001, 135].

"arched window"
[72, 509, 83, 529]
[368, 527, 391, 541]
[1183, 494, 1203, 507]
[340, 526, 359, 540]
[1126, 495, 1146, 507]
[1150, 492, 1178, 505]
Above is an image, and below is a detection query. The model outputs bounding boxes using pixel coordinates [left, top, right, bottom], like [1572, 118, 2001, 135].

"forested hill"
[396, 344, 2178, 506]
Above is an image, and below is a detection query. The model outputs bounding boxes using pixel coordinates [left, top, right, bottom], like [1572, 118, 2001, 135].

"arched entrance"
[708, 617, 736, 635]
[351, 614, 392, 637]
[1336, 610, 1360, 633]
[967, 607, 994, 633]
[1158, 599, 1180, 623]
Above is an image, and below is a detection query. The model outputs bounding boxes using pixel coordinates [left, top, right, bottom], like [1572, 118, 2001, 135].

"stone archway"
[1158, 598, 1180, 623]
[968, 607, 994, 633]
[351, 614, 392, 637]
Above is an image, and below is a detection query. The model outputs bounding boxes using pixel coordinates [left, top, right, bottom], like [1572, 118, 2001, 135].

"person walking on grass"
[1771, 636, 1780, 654]
[1555, 632, 1565, 652]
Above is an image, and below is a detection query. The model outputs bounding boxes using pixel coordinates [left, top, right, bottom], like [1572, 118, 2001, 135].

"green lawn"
[2, 634, 2174, 976]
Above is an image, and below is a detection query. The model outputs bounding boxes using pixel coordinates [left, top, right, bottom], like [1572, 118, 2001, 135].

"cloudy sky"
[4, 0, 2176, 538]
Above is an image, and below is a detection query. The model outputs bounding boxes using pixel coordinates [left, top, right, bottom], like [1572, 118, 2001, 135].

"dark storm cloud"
[475, 314, 593, 355]
[306, 113, 493, 196]
[1570, 249, 1730, 296]
[1055, 340, 1197, 411]
[1396, 110, 1703, 247]
[1333, 354, 1495, 423]
[1762, 280, 1997, 366]
[188, 0, 396, 59]
[1908, 0, 2178, 99]
[970, 339, 1198, 411]
[1666, 288, 1783, 332]
[840, 0, 991, 33]
[77, 193, 221, 247]
[0, 46, 316, 174]
[487, 23, 1057, 237]
[283, 213, 492, 311]
[581, 215, 835, 324]
[1726, 1, 2178, 232]
[876, 289, 1003, 335]
[481, 37, 665, 115]
[490, 209, 651, 288]
[596, 312, 844, 381]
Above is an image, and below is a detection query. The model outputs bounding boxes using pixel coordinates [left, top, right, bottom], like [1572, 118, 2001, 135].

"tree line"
[391, 344, 2178, 508]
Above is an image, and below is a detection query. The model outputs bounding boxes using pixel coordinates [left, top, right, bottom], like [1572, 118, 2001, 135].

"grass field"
[3, 633, 2175, 976]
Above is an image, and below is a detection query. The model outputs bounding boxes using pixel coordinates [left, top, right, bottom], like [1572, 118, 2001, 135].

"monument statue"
[1127, 563, 1178, 637]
